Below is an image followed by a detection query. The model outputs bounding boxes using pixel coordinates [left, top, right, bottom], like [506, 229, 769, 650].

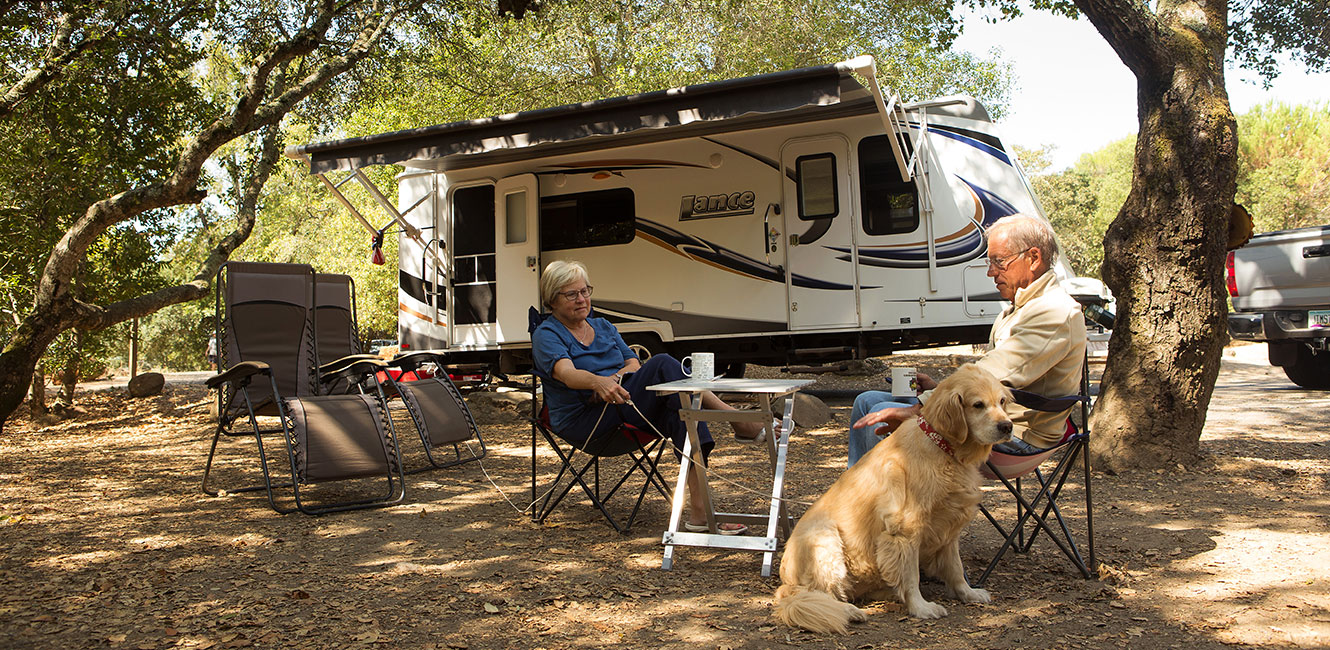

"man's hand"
[853, 403, 922, 436]
[915, 371, 938, 392]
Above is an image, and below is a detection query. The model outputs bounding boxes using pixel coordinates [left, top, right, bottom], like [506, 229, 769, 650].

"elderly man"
[847, 214, 1088, 466]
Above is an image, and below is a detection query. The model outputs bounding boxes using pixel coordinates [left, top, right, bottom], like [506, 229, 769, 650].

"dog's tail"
[773, 584, 866, 635]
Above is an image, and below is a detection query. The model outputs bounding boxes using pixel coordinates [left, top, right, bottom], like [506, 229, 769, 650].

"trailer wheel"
[625, 336, 664, 363]
[1282, 343, 1330, 390]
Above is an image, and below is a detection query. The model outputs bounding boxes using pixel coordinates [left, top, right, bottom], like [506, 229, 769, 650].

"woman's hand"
[591, 374, 631, 405]
[853, 403, 921, 435]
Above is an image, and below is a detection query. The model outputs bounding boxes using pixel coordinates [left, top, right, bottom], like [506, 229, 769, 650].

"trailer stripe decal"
[635, 218, 857, 290]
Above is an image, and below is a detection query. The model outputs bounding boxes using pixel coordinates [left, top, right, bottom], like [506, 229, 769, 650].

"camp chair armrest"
[318, 353, 381, 375]
[1010, 388, 1087, 413]
[319, 358, 388, 385]
[206, 361, 272, 389]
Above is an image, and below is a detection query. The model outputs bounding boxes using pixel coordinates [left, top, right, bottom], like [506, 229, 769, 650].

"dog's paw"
[845, 603, 868, 623]
[952, 586, 992, 604]
[908, 599, 948, 619]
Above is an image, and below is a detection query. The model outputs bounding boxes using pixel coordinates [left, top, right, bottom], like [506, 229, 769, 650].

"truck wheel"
[1282, 344, 1330, 390]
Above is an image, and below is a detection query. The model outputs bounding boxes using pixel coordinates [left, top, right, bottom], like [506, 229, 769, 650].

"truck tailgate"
[1231, 225, 1330, 311]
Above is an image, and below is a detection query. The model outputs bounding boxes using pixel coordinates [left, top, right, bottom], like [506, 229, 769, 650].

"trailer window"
[540, 188, 636, 251]
[451, 184, 497, 325]
[858, 135, 918, 235]
[796, 153, 838, 220]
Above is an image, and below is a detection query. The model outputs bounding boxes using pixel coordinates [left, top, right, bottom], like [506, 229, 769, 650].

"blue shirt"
[532, 316, 635, 431]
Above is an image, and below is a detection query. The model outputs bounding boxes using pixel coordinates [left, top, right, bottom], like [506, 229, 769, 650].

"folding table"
[647, 377, 813, 577]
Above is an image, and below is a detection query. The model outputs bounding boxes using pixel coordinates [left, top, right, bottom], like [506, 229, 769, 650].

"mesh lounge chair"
[210, 262, 318, 436]
[526, 307, 671, 533]
[383, 351, 486, 473]
[205, 358, 406, 514]
[973, 363, 1096, 586]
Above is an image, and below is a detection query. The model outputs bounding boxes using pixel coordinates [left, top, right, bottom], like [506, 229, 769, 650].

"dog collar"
[917, 416, 955, 459]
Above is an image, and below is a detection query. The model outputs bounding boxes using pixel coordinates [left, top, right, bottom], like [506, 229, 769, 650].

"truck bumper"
[1228, 310, 1328, 342]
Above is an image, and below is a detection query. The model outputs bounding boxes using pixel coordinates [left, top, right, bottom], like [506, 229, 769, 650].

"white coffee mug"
[891, 366, 918, 398]
[681, 352, 715, 381]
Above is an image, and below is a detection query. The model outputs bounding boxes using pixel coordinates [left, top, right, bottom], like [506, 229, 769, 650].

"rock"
[465, 390, 532, 424]
[127, 372, 165, 398]
[789, 392, 831, 428]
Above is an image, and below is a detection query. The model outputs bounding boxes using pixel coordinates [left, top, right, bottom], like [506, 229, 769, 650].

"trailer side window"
[540, 188, 636, 251]
[795, 153, 839, 220]
[451, 184, 497, 325]
[858, 135, 918, 235]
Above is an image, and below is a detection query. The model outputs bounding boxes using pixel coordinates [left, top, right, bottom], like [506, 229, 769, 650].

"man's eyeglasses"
[558, 286, 593, 301]
[985, 249, 1029, 271]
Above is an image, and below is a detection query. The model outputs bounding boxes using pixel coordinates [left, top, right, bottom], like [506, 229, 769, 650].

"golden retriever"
[774, 364, 1013, 634]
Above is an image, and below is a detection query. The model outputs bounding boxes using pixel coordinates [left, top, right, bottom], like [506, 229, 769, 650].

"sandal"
[683, 521, 748, 535]
[736, 418, 782, 445]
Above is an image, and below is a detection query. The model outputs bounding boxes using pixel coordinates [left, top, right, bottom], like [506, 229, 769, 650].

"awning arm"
[840, 55, 912, 183]
[286, 150, 443, 269]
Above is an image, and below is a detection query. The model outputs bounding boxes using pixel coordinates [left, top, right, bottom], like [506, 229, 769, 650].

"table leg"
[761, 396, 797, 577]
[663, 393, 706, 570]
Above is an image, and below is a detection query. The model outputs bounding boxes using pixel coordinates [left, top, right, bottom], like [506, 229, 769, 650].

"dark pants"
[559, 354, 714, 461]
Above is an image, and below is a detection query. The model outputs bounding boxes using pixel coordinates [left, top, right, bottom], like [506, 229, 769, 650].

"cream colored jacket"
[973, 271, 1088, 448]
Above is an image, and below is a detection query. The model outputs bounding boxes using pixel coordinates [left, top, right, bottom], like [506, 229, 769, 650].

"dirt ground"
[2, 344, 1327, 650]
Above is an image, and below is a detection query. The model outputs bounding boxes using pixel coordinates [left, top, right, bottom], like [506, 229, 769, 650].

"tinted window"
[540, 188, 636, 251]
[452, 185, 495, 256]
[858, 135, 919, 235]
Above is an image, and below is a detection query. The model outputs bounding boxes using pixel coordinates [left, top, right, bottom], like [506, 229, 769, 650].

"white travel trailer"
[287, 56, 1087, 374]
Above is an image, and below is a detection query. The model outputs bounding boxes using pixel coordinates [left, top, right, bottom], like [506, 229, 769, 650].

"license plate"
[1312, 310, 1330, 328]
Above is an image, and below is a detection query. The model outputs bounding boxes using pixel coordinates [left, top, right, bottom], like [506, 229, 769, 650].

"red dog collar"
[917, 416, 955, 459]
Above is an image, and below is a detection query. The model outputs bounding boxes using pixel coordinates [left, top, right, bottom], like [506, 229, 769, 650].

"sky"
[953, 9, 1330, 171]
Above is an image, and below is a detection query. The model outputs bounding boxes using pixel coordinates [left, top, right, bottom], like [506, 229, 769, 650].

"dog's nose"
[997, 420, 1013, 438]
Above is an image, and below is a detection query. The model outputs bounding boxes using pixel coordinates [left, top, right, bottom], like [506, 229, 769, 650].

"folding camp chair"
[526, 307, 671, 533]
[204, 358, 406, 514]
[313, 273, 381, 394]
[973, 365, 1096, 586]
[383, 351, 487, 473]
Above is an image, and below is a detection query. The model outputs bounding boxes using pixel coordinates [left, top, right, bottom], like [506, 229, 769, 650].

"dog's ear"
[921, 377, 968, 444]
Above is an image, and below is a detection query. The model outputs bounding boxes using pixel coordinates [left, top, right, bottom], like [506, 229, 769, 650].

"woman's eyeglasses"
[558, 286, 593, 301]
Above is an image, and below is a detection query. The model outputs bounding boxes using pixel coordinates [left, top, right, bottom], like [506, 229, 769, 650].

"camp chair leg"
[976, 447, 1092, 586]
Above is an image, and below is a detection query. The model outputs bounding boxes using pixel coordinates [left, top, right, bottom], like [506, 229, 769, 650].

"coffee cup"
[682, 352, 715, 381]
[891, 367, 918, 398]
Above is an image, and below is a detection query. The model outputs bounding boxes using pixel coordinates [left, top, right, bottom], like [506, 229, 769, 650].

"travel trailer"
[287, 55, 1095, 375]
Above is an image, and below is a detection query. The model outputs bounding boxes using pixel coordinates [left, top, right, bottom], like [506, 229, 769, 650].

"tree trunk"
[1077, 1, 1238, 472]
[28, 368, 48, 418]
[55, 330, 82, 411]
[0, 309, 70, 435]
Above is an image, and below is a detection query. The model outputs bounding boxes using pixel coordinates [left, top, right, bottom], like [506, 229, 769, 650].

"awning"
[290, 62, 863, 174]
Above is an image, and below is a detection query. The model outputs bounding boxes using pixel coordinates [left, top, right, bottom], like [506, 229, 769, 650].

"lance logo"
[680, 190, 756, 221]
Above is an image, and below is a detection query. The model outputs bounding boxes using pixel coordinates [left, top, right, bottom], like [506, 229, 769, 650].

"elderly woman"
[532, 260, 763, 534]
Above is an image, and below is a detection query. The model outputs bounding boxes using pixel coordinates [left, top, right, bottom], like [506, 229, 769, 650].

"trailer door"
[782, 136, 858, 330]
[494, 174, 540, 343]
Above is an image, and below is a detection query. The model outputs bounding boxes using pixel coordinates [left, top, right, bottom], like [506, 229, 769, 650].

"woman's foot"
[684, 520, 748, 535]
[734, 418, 783, 443]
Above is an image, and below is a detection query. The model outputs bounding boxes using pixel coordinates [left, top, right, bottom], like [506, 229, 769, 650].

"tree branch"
[1073, 0, 1171, 82]
[33, 2, 401, 312]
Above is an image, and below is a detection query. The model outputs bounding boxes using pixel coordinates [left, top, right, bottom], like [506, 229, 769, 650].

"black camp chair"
[383, 351, 487, 473]
[973, 361, 1096, 586]
[205, 358, 406, 515]
[526, 307, 671, 533]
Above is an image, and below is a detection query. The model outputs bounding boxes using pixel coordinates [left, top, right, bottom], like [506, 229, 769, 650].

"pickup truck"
[1226, 224, 1330, 389]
